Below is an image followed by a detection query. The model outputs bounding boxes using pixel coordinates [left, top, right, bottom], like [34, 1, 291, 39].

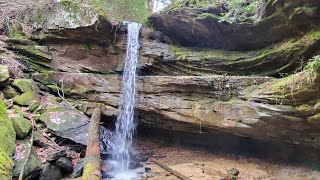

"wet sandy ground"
[137, 140, 320, 180]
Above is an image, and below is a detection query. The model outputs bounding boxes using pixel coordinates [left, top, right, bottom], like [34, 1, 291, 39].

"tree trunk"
[83, 108, 102, 180]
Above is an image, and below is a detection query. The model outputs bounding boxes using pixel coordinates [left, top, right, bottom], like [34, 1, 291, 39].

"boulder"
[2, 85, 18, 99]
[54, 157, 73, 172]
[12, 116, 32, 139]
[0, 98, 16, 178]
[0, 65, 9, 83]
[33, 131, 48, 148]
[46, 150, 67, 162]
[71, 158, 84, 178]
[12, 79, 34, 93]
[12, 140, 42, 180]
[39, 104, 89, 145]
[13, 91, 40, 106]
[39, 163, 61, 180]
[27, 101, 40, 112]
[35, 1, 117, 44]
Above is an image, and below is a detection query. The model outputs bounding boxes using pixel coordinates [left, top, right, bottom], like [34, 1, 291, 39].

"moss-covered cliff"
[0, 98, 16, 179]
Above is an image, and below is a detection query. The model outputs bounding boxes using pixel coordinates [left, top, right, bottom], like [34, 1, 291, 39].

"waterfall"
[110, 22, 141, 179]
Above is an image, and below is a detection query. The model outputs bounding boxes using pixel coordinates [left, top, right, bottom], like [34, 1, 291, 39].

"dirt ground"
[137, 140, 320, 180]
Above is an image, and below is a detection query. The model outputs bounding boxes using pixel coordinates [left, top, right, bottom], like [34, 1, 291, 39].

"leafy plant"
[218, 0, 266, 23]
[88, 0, 149, 23]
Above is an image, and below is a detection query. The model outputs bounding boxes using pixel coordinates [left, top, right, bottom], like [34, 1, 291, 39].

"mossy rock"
[307, 113, 320, 125]
[39, 107, 88, 132]
[12, 139, 42, 180]
[296, 104, 315, 116]
[0, 65, 10, 84]
[39, 163, 61, 180]
[12, 116, 32, 139]
[0, 98, 16, 178]
[46, 1, 105, 30]
[4, 21, 26, 39]
[12, 79, 36, 93]
[314, 101, 320, 112]
[38, 105, 89, 144]
[2, 85, 19, 99]
[13, 105, 29, 119]
[13, 91, 40, 106]
[28, 102, 41, 112]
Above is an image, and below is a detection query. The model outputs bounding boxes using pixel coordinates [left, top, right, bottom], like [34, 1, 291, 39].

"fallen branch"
[83, 108, 102, 180]
[150, 158, 191, 180]
[53, 79, 77, 108]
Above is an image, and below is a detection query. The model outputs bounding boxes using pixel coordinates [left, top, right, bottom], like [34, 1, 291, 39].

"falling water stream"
[109, 22, 142, 179]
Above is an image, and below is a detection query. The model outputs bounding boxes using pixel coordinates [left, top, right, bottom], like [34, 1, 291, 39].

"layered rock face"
[1, 0, 320, 166]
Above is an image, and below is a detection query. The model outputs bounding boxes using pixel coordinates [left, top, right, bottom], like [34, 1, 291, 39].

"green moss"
[37, 72, 55, 85]
[304, 55, 320, 73]
[292, 6, 317, 18]
[7, 44, 52, 73]
[5, 38, 36, 45]
[307, 113, 320, 124]
[83, 158, 100, 180]
[269, 56, 320, 101]
[13, 105, 29, 119]
[314, 101, 320, 111]
[5, 22, 26, 39]
[309, 28, 320, 38]
[34, 9, 43, 25]
[12, 79, 33, 93]
[197, 13, 221, 20]
[2, 85, 18, 99]
[214, 98, 241, 105]
[12, 116, 32, 139]
[0, 98, 16, 178]
[13, 91, 39, 106]
[47, 85, 59, 92]
[9, 45, 51, 62]
[296, 104, 315, 115]
[0, 65, 9, 83]
[28, 102, 41, 112]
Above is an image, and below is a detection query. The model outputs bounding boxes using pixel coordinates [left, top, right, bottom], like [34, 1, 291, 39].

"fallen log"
[83, 108, 102, 180]
[150, 158, 191, 180]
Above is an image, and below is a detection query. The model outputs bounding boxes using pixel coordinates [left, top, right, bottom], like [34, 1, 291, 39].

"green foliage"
[167, 0, 265, 23]
[219, 0, 264, 23]
[304, 55, 320, 73]
[88, 0, 149, 23]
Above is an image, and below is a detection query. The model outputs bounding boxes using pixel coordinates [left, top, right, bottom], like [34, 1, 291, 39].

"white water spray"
[110, 22, 142, 179]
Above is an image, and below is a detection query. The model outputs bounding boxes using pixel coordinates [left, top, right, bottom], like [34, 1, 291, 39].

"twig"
[150, 158, 191, 180]
[52, 78, 77, 108]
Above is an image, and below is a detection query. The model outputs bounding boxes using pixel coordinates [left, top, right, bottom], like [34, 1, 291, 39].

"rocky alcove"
[0, 0, 320, 179]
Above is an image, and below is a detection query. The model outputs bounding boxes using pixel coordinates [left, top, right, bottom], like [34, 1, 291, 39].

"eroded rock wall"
[0, 1, 320, 170]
